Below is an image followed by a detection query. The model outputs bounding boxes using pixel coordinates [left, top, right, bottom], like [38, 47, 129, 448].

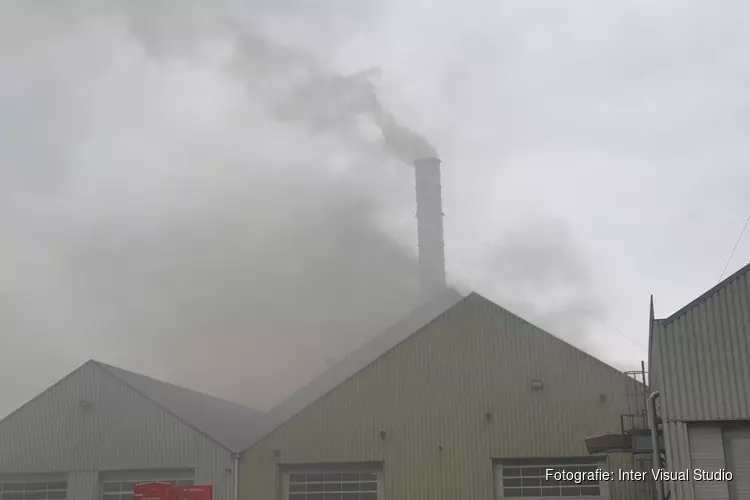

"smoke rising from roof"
[471, 215, 609, 343]
[0, 0, 439, 412]
[0, 0, 618, 417]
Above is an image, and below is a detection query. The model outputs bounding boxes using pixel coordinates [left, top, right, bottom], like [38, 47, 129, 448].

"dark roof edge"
[93, 361, 239, 453]
[657, 260, 750, 326]
[249, 291, 470, 447]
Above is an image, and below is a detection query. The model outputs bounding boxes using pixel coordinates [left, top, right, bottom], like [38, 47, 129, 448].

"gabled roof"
[656, 260, 750, 326]
[261, 288, 466, 437]
[256, 288, 639, 447]
[0, 360, 267, 453]
[92, 361, 267, 453]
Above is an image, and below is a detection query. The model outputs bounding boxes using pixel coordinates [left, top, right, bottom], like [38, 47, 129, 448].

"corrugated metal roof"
[262, 288, 466, 437]
[93, 361, 268, 453]
[658, 260, 750, 326]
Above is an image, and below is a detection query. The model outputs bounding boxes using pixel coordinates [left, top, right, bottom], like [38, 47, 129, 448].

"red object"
[177, 486, 213, 500]
[134, 484, 212, 500]
[134, 483, 178, 500]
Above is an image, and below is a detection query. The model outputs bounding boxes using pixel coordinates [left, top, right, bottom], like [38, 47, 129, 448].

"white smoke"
[0, 0, 438, 413]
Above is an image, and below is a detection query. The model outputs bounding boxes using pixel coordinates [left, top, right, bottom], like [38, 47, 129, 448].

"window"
[496, 457, 606, 498]
[285, 470, 381, 500]
[101, 479, 194, 500]
[0, 481, 67, 500]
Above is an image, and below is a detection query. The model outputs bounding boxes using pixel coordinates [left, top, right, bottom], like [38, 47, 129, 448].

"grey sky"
[1, 0, 749, 417]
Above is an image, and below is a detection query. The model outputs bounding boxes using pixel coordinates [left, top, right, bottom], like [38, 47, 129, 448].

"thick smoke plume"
[470, 215, 609, 343]
[0, 0, 617, 418]
[0, 0, 438, 414]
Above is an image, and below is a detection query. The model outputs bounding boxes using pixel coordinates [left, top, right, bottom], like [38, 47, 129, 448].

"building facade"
[649, 262, 750, 500]
[0, 360, 266, 500]
[240, 292, 644, 500]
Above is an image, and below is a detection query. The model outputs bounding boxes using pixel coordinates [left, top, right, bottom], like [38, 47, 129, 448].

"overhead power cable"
[717, 213, 750, 283]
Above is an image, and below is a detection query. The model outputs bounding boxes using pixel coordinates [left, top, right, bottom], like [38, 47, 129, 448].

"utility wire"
[441, 213, 648, 352]
[718, 213, 750, 283]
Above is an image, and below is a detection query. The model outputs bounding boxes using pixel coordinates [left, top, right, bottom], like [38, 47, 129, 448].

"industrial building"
[239, 289, 646, 500]
[649, 261, 750, 500]
[2, 156, 651, 500]
[0, 292, 648, 500]
[0, 360, 267, 500]
[236, 157, 649, 500]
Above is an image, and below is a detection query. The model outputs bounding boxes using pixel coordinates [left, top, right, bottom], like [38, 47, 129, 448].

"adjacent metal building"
[649, 261, 750, 500]
[0, 360, 267, 500]
[240, 291, 645, 500]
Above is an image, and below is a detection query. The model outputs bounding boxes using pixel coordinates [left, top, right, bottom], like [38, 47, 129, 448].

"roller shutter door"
[282, 469, 382, 500]
[688, 425, 729, 500]
[725, 426, 750, 500]
[494, 457, 609, 499]
[0, 479, 68, 499]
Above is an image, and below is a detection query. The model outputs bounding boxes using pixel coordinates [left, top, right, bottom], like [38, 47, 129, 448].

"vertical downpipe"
[413, 157, 447, 299]
[233, 454, 240, 500]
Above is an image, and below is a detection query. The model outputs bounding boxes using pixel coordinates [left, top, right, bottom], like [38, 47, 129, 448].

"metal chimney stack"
[413, 157, 447, 299]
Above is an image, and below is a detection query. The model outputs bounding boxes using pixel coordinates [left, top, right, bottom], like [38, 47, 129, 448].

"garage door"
[725, 426, 750, 500]
[0, 480, 68, 500]
[688, 425, 729, 500]
[494, 457, 609, 499]
[283, 469, 382, 500]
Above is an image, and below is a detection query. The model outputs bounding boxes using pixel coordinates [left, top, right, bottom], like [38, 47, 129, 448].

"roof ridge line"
[256, 290, 468, 445]
[93, 360, 255, 409]
[93, 361, 240, 453]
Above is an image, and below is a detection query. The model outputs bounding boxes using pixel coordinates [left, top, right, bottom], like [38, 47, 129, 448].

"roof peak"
[88, 359, 267, 452]
[656, 260, 750, 325]
[262, 288, 467, 438]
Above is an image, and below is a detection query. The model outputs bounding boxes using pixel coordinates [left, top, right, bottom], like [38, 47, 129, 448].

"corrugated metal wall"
[650, 266, 750, 500]
[687, 424, 729, 500]
[240, 294, 643, 500]
[651, 268, 750, 421]
[0, 362, 235, 500]
[661, 421, 693, 500]
[70, 471, 99, 500]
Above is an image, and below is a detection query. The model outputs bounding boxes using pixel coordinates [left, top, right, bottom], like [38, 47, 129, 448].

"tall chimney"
[413, 157, 447, 299]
